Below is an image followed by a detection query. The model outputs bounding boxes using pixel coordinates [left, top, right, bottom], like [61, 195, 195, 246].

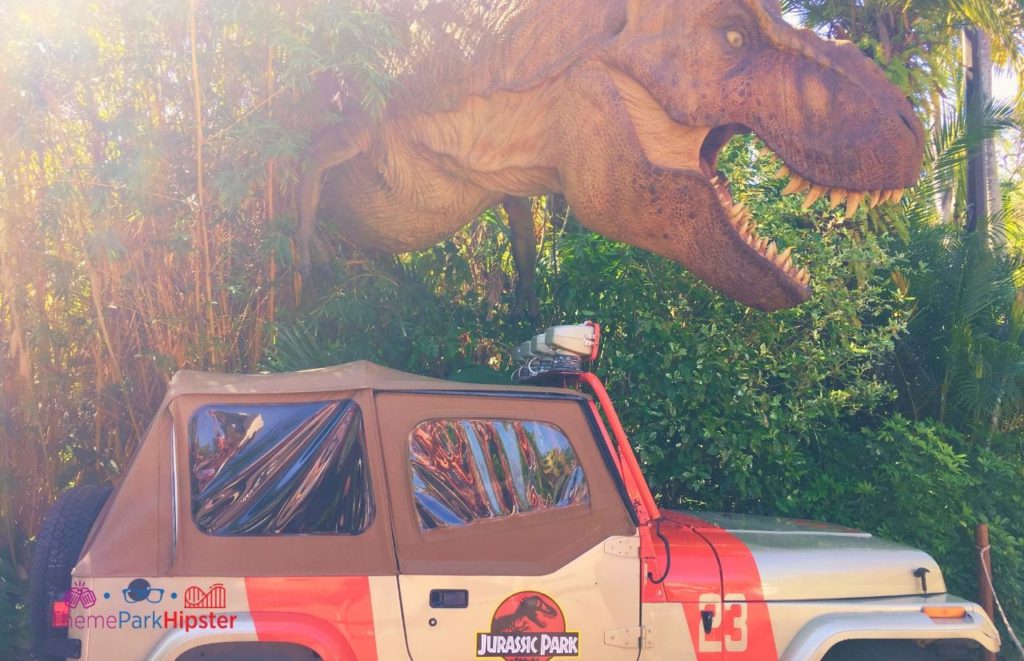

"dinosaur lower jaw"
[709, 174, 810, 287]
[698, 126, 810, 291]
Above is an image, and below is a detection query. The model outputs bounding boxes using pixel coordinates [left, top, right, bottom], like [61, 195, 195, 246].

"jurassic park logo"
[476, 591, 579, 660]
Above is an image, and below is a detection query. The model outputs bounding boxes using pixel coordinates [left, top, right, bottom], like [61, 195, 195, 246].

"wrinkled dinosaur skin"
[299, 0, 924, 312]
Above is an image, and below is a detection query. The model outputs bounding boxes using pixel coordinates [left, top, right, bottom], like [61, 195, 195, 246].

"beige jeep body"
[53, 361, 998, 660]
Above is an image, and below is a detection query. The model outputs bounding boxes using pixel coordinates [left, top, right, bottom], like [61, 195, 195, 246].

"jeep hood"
[663, 511, 945, 601]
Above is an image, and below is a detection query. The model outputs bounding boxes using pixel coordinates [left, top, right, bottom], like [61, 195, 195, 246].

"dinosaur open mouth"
[697, 123, 910, 294]
[698, 124, 810, 289]
[604, 61, 919, 311]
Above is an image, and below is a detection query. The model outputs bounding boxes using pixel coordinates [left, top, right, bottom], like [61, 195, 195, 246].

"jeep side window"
[409, 419, 590, 529]
[188, 400, 374, 535]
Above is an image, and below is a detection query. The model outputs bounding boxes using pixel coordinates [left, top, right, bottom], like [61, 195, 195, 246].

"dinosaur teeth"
[845, 191, 865, 218]
[748, 230, 807, 284]
[717, 158, 820, 288]
[750, 156, 908, 289]
[781, 175, 808, 196]
[771, 157, 911, 216]
[802, 185, 826, 209]
[774, 246, 792, 269]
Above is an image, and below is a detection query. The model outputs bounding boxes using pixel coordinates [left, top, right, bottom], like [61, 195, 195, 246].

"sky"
[994, 69, 1019, 101]
[782, 11, 1019, 103]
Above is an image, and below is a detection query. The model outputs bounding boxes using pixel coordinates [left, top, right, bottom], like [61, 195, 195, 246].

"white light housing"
[530, 333, 560, 356]
[544, 323, 599, 358]
[511, 322, 600, 382]
[513, 340, 535, 361]
[513, 322, 600, 362]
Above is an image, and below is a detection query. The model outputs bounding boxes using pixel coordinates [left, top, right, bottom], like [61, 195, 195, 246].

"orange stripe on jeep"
[245, 576, 377, 661]
[647, 511, 778, 659]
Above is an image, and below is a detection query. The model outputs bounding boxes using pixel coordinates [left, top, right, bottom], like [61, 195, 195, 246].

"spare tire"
[29, 484, 112, 660]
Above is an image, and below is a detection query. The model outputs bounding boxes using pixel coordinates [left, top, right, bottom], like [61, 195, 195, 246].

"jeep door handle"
[701, 609, 715, 634]
[429, 589, 469, 608]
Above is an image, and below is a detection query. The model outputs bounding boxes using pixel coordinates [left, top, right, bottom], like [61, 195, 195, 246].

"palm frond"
[918, 99, 1018, 204]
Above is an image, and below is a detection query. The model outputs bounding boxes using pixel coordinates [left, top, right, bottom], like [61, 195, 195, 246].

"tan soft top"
[77, 361, 591, 578]
[164, 360, 581, 398]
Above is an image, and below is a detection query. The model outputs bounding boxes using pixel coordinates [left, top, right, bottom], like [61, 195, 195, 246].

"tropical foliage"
[1, 0, 1024, 657]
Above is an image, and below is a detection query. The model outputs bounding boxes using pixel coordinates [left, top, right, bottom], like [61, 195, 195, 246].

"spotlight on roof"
[512, 322, 600, 383]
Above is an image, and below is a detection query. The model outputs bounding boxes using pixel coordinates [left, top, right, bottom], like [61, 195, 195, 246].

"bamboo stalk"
[189, 0, 217, 365]
[93, 342, 104, 457]
[75, 207, 143, 444]
[260, 46, 278, 366]
[292, 239, 302, 307]
[0, 211, 32, 387]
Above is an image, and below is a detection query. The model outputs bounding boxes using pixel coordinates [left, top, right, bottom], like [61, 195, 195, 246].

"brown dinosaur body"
[300, 0, 924, 312]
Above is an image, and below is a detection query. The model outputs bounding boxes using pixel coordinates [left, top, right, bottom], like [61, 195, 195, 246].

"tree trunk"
[963, 26, 1001, 240]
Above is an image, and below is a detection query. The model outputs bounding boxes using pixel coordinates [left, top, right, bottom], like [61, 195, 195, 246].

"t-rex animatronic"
[298, 0, 925, 313]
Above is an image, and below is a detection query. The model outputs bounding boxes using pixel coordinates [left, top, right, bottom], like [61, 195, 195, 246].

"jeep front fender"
[781, 603, 1000, 661]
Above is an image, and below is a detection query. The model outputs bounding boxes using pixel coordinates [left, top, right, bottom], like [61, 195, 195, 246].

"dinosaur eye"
[726, 30, 745, 48]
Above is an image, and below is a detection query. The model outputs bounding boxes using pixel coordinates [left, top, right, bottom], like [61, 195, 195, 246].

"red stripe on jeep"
[246, 576, 377, 661]
[648, 511, 778, 659]
[698, 526, 778, 659]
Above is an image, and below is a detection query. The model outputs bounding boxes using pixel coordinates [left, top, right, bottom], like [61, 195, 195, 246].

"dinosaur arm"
[502, 196, 538, 318]
[297, 123, 370, 270]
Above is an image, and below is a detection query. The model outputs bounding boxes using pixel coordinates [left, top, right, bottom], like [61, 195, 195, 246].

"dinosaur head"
[564, 0, 924, 311]
[521, 595, 558, 625]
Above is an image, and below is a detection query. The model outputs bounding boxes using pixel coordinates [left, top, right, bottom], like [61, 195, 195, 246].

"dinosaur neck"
[398, 78, 565, 197]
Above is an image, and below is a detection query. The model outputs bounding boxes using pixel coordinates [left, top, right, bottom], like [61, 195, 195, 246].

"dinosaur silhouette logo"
[476, 591, 579, 660]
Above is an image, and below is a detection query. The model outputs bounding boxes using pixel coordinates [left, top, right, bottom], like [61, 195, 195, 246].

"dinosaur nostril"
[898, 108, 921, 142]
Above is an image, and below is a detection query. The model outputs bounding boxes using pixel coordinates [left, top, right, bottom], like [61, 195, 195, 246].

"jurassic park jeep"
[31, 323, 1000, 660]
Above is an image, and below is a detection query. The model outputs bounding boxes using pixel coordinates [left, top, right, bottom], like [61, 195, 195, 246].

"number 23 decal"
[698, 593, 748, 653]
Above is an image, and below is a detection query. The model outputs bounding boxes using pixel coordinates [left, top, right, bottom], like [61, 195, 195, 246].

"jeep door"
[375, 392, 641, 661]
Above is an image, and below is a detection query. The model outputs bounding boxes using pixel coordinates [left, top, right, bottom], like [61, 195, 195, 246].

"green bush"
[541, 227, 906, 513]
